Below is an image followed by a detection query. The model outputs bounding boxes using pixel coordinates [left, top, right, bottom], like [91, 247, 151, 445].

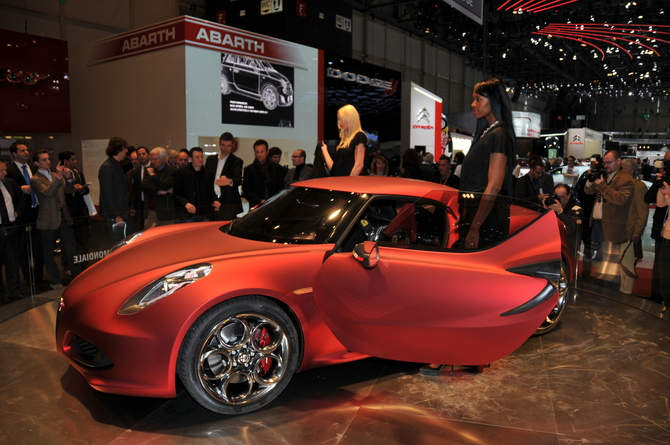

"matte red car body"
[55, 176, 571, 399]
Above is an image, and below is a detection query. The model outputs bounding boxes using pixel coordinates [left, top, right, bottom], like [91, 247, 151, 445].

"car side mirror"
[353, 241, 379, 269]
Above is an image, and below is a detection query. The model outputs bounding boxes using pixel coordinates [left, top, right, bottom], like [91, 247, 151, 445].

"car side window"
[339, 198, 447, 252]
[379, 199, 447, 249]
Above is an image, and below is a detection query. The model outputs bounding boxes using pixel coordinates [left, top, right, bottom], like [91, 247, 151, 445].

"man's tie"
[21, 164, 37, 207]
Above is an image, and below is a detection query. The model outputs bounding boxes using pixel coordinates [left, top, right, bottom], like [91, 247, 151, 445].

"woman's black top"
[459, 126, 514, 197]
[330, 131, 367, 177]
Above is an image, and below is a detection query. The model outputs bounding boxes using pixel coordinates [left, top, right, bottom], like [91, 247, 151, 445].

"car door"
[312, 197, 562, 366]
[232, 57, 261, 96]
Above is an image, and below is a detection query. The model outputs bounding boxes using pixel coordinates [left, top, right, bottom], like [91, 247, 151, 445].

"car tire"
[533, 261, 569, 336]
[221, 74, 231, 95]
[260, 83, 278, 110]
[177, 296, 299, 415]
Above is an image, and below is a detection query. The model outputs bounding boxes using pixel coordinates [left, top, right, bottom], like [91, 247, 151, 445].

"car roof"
[294, 176, 453, 198]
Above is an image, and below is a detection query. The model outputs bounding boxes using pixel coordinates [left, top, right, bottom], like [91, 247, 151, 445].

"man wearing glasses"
[584, 149, 634, 289]
[284, 149, 316, 187]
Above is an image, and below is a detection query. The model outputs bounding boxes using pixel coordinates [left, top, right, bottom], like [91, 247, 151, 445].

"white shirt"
[0, 182, 16, 223]
[214, 154, 229, 196]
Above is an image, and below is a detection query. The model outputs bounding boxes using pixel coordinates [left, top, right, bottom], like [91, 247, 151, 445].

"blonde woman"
[321, 105, 367, 176]
[370, 155, 389, 176]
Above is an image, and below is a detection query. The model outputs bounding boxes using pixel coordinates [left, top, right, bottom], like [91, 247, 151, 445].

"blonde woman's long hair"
[337, 104, 364, 149]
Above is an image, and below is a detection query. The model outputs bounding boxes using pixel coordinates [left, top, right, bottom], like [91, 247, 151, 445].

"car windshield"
[226, 187, 365, 244]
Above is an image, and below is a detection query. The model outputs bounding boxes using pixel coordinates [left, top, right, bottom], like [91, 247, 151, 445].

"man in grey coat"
[30, 150, 80, 289]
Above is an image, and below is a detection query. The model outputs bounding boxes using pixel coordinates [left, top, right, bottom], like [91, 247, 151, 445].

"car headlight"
[109, 231, 144, 254]
[118, 263, 213, 315]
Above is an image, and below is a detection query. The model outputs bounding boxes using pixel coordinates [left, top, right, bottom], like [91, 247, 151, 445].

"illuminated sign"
[89, 16, 307, 70]
[326, 67, 393, 90]
[1, 68, 50, 85]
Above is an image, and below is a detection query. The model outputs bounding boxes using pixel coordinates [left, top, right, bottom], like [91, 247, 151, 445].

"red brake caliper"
[256, 327, 273, 375]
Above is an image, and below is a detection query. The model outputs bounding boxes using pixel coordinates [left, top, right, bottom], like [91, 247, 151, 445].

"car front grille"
[69, 335, 113, 369]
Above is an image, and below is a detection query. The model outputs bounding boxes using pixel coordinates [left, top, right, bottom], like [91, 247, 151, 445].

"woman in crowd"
[453, 151, 465, 177]
[421, 77, 516, 376]
[400, 149, 423, 180]
[369, 155, 389, 176]
[321, 105, 367, 176]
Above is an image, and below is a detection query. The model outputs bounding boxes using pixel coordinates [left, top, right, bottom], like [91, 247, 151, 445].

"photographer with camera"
[653, 176, 670, 312]
[584, 149, 634, 289]
[514, 156, 554, 206]
[544, 183, 583, 261]
[619, 158, 649, 294]
[643, 152, 670, 304]
[574, 154, 601, 277]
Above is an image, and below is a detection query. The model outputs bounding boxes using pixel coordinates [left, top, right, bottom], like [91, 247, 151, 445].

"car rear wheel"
[261, 83, 278, 110]
[178, 296, 299, 415]
[534, 261, 569, 335]
[221, 74, 231, 95]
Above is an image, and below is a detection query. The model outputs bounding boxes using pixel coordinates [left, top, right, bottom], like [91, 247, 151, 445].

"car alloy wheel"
[534, 261, 569, 335]
[261, 83, 278, 110]
[178, 296, 299, 414]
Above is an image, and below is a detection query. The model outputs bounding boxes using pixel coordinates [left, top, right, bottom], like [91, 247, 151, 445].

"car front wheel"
[178, 296, 299, 415]
[261, 83, 278, 110]
[534, 261, 569, 335]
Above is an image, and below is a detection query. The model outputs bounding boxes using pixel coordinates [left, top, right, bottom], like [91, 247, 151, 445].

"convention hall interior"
[1, 0, 669, 444]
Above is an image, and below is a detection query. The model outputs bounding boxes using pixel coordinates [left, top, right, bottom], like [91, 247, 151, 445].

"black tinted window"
[227, 188, 364, 244]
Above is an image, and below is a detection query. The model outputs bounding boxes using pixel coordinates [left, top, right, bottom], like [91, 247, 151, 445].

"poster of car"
[221, 52, 295, 127]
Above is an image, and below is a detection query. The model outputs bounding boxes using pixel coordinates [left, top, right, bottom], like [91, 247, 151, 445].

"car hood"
[67, 222, 301, 296]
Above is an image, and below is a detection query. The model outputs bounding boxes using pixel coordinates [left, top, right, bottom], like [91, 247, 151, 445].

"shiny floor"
[0, 285, 668, 445]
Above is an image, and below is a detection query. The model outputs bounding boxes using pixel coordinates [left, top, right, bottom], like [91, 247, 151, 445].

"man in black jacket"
[0, 160, 26, 302]
[515, 157, 554, 206]
[644, 153, 670, 303]
[127, 146, 150, 231]
[205, 132, 243, 221]
[6, 141, 45, 284]
[99, 136, 133, 246]
[243, 139, 285, 208]
[173, 147, 219, 222]
[59, 151, 90, 269]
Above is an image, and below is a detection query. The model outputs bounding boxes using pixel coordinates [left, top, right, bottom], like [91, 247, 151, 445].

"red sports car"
[56, 176, 571, 415]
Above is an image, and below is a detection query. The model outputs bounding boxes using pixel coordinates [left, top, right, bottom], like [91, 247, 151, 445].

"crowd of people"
[3, 95, 669, 318]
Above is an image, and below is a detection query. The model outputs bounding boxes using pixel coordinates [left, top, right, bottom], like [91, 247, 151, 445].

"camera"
[587, 158, 605, 182]
[543, 195, 560, 207]
[654, 159, 670, 187]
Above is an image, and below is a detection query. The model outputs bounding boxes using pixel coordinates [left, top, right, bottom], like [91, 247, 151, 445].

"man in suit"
[205, 132, 243, 221]
[173, 147, 219, 223]
[515, 157, 554, 206]
[6, 141, 45, 286]
[242, 139, 285, 208]
[128, 146, 149, 231]
[419, 152, 439, 183]
[0, 161, 26, 303]
[141, 147, 177, 227]
[619, 158, 649, 294]
[584, 149, 634, 289]
[59, 151, 90, 270]
[99, 136, 133, 246]
[284, 149, 316, 187]
[30, 150, 80, 289]
[436, 155, 459, 188]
